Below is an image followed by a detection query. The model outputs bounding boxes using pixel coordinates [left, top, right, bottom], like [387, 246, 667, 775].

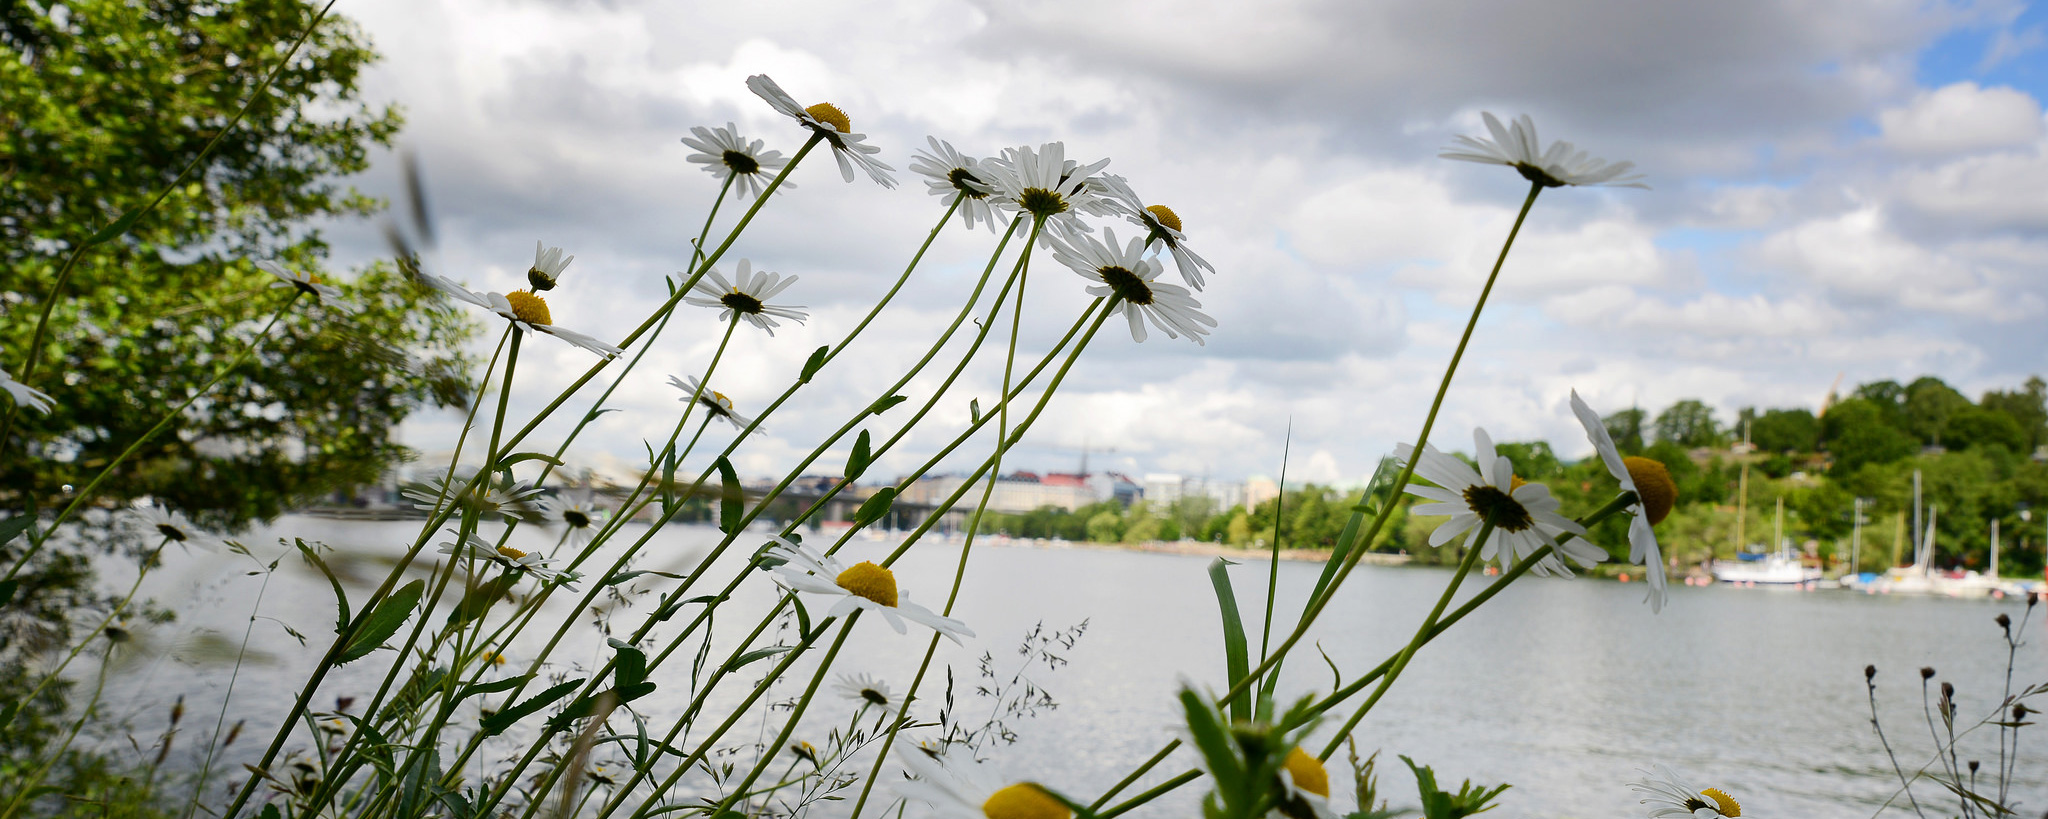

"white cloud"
[1878, 82, 2044, 155]
[304, 0, 2048, 486]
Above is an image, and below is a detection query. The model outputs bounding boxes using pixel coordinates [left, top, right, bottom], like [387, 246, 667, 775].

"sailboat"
[1711, 491, 1823, 587]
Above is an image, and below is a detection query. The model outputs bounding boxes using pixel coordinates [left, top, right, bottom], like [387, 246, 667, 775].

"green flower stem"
[0, 640, 117, 819]
[520, 172, 734, 495]
[567, 609, 843, 819]
[290, 331, 510, 816]
[844, 214, 1044, 819]
[181, 556, 279, 819]
[699, 614, 862, 819]
[219, 307, 533, 819]
[388, 319, 741, 794]
[0, 0, 339, 458]
[1, 538, 170, 740]
[481, 135, 821, 467]
[3, 290, 303, 587]
[630, 286, 1095, 682]
[1089, 495, 1633, 817]
[455, 196, 1002, 808]
[1316, 519, 1493, 761]
[580, 300, 1112, 819]
[1209, 181, 1545, 710]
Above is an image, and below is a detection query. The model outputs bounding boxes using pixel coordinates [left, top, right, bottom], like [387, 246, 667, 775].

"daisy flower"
[666, 375, 753, 429]
[1276, 746, 1337, 819]
[418, 272, 622, 358]
[1049, 228, 1215, 345]
[745, 74, 896, 188]
[0, 367, 54, 415]
[764, 537, 973, 643]
[681, 123, 790, 200]
[402, 476, 546, 519]
[1440, 112, 1648, 189]
[982, 143, 1111, 246]
[257, 261, 352, 311]
[542, 496, 607, 547]
[1571, 390, 1679, 612]
[1394, 428, 1599, 576]
[526, 241, 573, 292]
[833, 672, 899, 712]
[910, 137, 1005, 233]
[437, 530, 574, 588]
[892, 745, 1069, 819]
[128, 505, 224, 552]
[683, 259, 807, 336]
[1628, 765, 1747, 818]
[1095, 174, 1216, 290]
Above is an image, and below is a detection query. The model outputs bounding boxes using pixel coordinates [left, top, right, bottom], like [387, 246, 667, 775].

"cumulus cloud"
[1878, 82, 2044, 155]
[313, 0, 2048, 483]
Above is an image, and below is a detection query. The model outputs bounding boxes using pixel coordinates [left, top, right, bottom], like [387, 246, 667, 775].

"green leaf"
[497, 452, 564, 468]
[800, 345, 830, 383]
[1206, 558, 1252, 723]
[610, 640, 648, 688]
[84, 206, 145, 244]
[868, 394, 908, 417]
[259, 805, 282, 819]
[969, 399, 981, 425]
[479, 678, 584, 737]
[454, 674, 534, 705]
[0, 580, 15, 608]
[602, 569, 685, 586]
[297, 539, 350, 633]
[724, 645, 792, 673]
[853, 487, 896, 527]
[0, 515, 33, 546]
[1176, 687, 1245, 796]
[714, 457, 744, 534]
[447, 575, 516, 627]
[336, 579, 424, 666]
[845, 430, 872, 481]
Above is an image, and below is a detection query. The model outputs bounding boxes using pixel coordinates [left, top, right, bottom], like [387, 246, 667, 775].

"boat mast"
[1774, 496, 1784, 555]
[1990, 517, 2000, 579]
[1912, 469, 1923, 569]
[1734, 460, 1750, 553]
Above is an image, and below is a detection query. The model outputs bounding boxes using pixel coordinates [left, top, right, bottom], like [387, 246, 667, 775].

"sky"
[315, 0, 2048, 486]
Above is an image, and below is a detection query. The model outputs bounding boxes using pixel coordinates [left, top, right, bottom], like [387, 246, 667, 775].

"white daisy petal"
[1441, 112, 1648, 189]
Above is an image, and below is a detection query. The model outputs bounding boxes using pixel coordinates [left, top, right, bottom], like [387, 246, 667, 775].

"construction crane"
[1819, 371, 1845, 417]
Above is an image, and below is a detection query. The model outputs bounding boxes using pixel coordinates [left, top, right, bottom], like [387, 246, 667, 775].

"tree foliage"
[0, 0, 476, 524]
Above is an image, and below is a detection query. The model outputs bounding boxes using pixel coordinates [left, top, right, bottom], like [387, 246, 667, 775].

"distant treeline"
[975, 375, 2048, 577]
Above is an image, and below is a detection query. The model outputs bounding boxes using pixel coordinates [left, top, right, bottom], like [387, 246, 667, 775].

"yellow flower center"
[834, 561, 898, 607]
[504, 290, 552, 326]
[982, 783, 1069, 819]
[712, 391, 734, 410]
[804, 102, 852, 133]
[1145, 204, 1183, 232]
[485, 651, 506, 666]
[1461, 484, 1534, 533]
[1282, 747, 1328, 798]
[1701, 787, 1741, 817]
[1623, 456, 1677, 525]
[1509, 474, 1527, 491]
[496, 545, 527, 560]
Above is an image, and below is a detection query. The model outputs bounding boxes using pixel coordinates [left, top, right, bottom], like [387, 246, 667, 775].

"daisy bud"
[1865, 665, 1877, 682]
[1920, 667, 1936, 680]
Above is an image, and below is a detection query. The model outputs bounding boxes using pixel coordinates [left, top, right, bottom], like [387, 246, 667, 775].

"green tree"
[1654, 399, 1722, 448]
[1902, 376, 1971, 446]
[1980, 376, 2047, 452]
[1945, 405, 2026, 454]
[1, 0, 474, 523]
[1748, 408, 1819, 454]
[1603, 407, 1646, 454]
[1822, 398, 1917, 475]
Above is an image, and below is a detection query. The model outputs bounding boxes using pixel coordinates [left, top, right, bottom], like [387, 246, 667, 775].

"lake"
[95, 516, 2048, 818]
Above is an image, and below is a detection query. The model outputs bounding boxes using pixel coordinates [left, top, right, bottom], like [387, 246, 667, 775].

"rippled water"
[100, 517, 2048, 818]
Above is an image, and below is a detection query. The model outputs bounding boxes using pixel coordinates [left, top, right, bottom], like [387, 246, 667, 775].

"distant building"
[1142, 473, 1184, 506]
[1245, 476, 1280, 510]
